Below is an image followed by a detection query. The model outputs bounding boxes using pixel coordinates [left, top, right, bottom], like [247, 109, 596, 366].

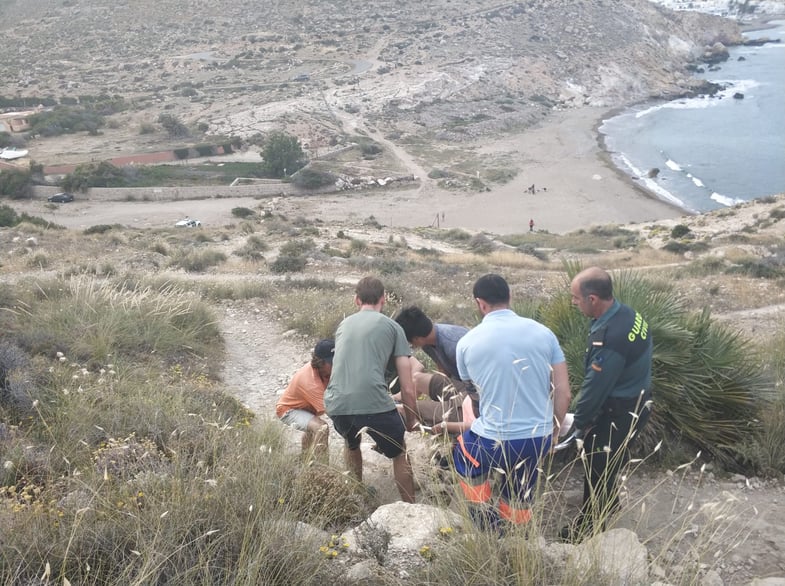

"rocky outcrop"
[312, 502, 683, 585]
[701, 41, 731, 64]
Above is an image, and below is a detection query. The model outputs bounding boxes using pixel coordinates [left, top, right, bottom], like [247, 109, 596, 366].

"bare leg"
[392, 449, 415, 503]
[413, 371, 434, 397]
[303, 416, 329, 462]
[344, 442, 363, 482]
[410, 356, 425, 376]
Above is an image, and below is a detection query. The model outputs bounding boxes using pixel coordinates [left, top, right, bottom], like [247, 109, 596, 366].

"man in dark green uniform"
[561, 266, 654, 543]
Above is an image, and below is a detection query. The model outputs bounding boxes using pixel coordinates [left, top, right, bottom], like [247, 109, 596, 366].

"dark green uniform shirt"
[574, 300, 653, 430]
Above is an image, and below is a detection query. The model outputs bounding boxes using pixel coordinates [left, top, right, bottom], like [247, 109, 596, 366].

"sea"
[599, 20, 785, 213]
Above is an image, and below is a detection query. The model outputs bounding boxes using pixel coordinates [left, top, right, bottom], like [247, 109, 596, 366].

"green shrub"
[84, 224, 122, 235]
[428, 169, 450, 179]
[291, 168, 336, 190]
[234, 235, 269, 261]
[28, 105, 105, 137]
[26, 252, 50, 269]
[662, 241, 690, 255]
[62, 161, 127, 192]
[0, 204, 19, 227]
[769, 207, 785, 220]
[158, 113, 190, 138]
[359, 142, 382, 156]
[232, 207, 257, 219]
[483, 167, 517, 184]
[150, 242, 169, 256]
[195, 144, 215, 157]
[442, 228, 471, 242]
[726, 258, 785, 279]
[0, 168, 32, 199]
[348, 238, 368, 254]
[468, 233, 494, 255]
[279, 238, 315, 257]
[670, 224, 691, 238]
[270, 255, 307, 273]
[363, 216, 382, 229]
[681, 256, 727, 277]
[517, 243, 548, 261]
[170, 249, 227, 272]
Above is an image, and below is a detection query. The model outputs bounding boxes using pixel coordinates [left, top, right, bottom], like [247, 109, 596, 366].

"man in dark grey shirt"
[394, 306, 476, 428]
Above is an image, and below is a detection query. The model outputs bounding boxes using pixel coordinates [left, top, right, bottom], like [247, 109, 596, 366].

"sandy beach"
[14, 107, 688, 236]
[240, 106, 688, 235]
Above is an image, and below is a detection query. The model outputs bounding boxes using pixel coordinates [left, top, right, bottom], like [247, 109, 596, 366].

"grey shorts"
[279, 408, 318, 432]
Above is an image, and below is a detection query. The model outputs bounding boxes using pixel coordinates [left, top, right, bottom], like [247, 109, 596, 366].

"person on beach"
[275, 339, 335, 461]
[452, 274, 571, 532]
[560, 266, 654, 543]
[393, 306, 476, 430]
[324, 276, 418, 503]
[529, 218, 535, 232]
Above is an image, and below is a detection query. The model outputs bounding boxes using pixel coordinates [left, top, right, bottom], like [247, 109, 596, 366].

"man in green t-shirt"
[324, 276, 418, 502]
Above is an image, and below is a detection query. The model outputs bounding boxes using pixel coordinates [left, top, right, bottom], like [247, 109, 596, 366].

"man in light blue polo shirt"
[453, 274, 570, 531]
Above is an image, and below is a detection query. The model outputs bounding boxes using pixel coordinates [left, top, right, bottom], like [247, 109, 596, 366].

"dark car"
[47, 192, 75, 203]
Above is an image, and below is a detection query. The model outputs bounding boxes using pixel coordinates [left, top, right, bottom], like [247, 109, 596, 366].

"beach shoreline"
[404, 105, 688, 235]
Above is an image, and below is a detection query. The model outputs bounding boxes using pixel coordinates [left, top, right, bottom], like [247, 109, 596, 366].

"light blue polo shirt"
[456, 309, 565, 441]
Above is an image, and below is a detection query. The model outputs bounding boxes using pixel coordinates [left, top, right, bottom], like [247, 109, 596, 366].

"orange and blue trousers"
[452, 430, 550, 529]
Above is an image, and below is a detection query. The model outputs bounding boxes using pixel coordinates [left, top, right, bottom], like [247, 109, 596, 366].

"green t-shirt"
[324, 309, 411, 416]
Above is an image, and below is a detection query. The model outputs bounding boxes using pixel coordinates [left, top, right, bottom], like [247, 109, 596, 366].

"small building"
[0, 108, 40, 133]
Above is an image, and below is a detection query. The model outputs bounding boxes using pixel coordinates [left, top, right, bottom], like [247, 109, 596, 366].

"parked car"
[175, 218, 202, 228]
[47, 192, 75, 203]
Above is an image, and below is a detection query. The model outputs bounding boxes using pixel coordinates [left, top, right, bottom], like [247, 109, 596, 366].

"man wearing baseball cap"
[276, 339, 335, 462]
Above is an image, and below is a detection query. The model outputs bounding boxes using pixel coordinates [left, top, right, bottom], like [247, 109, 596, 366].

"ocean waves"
[599, 21, 785, 213]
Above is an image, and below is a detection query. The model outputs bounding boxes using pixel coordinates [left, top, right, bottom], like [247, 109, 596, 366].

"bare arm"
[395, 355, 418, 431]
[551, 361, 571, 438]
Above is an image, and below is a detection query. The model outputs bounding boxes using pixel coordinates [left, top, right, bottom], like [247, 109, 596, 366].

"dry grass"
[2, 194, 785, 584]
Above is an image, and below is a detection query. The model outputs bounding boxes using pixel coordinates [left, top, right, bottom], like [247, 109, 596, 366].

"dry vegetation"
[1, 191, 784, 584]
[2, 1, 785, 582]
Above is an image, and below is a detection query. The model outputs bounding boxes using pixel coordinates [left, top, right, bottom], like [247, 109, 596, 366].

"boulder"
[341, 502, 465, 575]
[568, 528, 649, 585]
[701, 42, 730, 65]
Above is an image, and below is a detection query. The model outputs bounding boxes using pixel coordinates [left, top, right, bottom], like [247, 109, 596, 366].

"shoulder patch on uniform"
[591, 363, 603, 372]
[592, 341, 603, 347]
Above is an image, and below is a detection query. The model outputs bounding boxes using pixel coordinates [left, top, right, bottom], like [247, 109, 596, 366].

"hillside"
[2, 0, 743, 167]
[3, 1, 785, 583]
[2, 188, 785, 584]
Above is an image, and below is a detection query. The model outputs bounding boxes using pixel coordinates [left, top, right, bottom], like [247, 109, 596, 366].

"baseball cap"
[313, 339, 335, 363]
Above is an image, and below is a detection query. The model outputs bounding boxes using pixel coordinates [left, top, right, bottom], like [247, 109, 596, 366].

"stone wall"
[33, 182, 312, 202]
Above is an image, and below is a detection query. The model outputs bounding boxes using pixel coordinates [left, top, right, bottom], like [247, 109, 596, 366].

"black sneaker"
[559, 518, 592, 544]
[559, 524, 576, 543]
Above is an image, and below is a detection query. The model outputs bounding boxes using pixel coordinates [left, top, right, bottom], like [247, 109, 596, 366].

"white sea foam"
[634, 79, 760, 119]
[689, 175, 705, 188]
[600, 22, 784, 214]
[710, 192, 746, 207]
[616, 152, 689, 210]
